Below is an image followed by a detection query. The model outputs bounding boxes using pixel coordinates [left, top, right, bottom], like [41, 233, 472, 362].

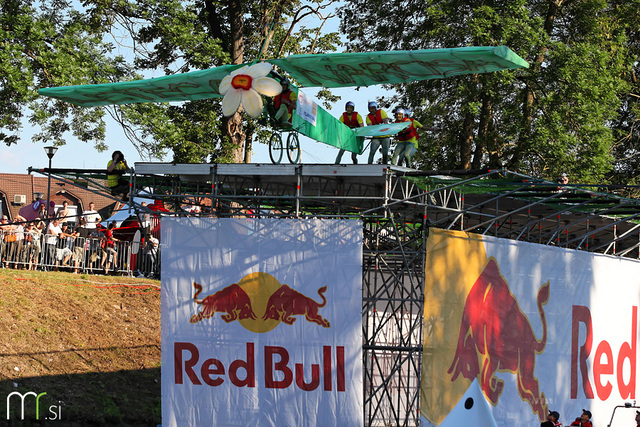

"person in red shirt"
[101, 221, 119, 274]
[335, 101, 364, 164]
[570, 409, 592, 427]
[366, 101, 391, 164]
[273, 78, 297, 126]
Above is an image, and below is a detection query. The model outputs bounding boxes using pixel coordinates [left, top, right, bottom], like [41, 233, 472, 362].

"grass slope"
[0, 269, 161, 426]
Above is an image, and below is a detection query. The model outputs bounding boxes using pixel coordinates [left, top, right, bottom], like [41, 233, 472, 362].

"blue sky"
[0, 2, 396, 173]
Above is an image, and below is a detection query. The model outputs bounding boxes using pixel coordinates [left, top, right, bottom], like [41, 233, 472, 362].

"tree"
[339, 0, 638, 183]
[1, 0, 341, 164]
[0, 0, 133, 149]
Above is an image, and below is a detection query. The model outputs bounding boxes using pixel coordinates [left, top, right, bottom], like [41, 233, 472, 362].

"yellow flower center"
[231, 74, 253, 91]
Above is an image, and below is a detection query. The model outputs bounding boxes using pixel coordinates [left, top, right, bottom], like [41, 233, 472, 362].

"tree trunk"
[459, 112, 475, 170]
[227, 0, 246, 163]
[244, 123, 254, 163]
[510, 0, 561, 168]
[472, 94, 493, 169]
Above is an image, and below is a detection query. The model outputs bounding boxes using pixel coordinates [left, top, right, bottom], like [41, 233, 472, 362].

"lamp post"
[44, 146, 58, 227]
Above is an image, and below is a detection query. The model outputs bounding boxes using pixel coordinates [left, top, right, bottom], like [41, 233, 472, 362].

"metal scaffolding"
[31, 164, 640, 426]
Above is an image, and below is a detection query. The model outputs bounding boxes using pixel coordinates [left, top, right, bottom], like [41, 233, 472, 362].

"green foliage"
[340, 0, 639, 184]
[2, 0, 341, 163]
[0, 0, 132, 148]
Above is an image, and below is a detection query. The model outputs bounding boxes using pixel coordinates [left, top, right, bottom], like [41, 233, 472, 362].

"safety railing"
[0, 230, 160, 278]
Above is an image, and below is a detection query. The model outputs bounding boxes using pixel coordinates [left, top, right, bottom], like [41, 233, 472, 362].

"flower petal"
[222, 89, 242, 117]
[241, 89, 264, 118]
[219, 75, 233, 95]
[246, 62, 273, 79]
[229, 65, 249, 77]
[253, 77, 282, 97]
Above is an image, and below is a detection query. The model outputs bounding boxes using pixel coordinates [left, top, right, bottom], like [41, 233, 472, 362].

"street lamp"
[44, 146, 58, 225]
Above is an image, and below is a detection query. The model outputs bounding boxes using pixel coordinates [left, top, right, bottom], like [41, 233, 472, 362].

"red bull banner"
[161, 218, 363, 427]
[421, 228, 640, 427]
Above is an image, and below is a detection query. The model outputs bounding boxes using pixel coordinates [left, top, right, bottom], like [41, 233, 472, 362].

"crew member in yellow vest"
[392, 108, 427, 168]
[273, 78, 297, 126]
[335, 101, 363, 164]
[366, 101, 391, 164]
[107, 150, 129, 200]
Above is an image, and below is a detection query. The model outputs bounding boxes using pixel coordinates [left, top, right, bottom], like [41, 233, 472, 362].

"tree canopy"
[1, 0, 341, 163]
[339, 0, 640, 184]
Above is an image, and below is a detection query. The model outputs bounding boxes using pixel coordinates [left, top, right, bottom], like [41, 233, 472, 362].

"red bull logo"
[447, 258, 550, 421]
[190, 272, 330, 332]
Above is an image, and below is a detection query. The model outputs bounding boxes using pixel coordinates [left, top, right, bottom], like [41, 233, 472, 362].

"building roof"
[0, 173, 115, 221]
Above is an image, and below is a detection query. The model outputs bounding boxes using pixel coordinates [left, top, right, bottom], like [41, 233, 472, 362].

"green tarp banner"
[353, 122, 410, 138]
[291, 89, 363, 154]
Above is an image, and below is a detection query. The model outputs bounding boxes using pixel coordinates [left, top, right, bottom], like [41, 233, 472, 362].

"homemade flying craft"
[39, 46, 528, 163]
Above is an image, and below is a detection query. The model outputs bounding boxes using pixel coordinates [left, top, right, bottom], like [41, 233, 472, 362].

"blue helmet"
[345, 101, 355, 109]
[368, 101, 378, 109]
[395, 108, 406, 117]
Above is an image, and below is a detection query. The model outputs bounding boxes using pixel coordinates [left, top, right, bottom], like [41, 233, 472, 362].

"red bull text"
[571, 305, 637, 400]
[174, 342, 346, 391]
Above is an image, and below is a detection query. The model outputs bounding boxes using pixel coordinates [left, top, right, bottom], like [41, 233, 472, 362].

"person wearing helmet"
[274, 78, 297, 126]
[366, 101, 391, 164]
[392, 107, 424, 168]
[335, 101, 364, 164]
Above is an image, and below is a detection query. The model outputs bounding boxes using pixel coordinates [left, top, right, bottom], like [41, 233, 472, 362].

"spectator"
[144, 236, 159, 278]
[541, 410, 562, 427]
[36, 202, 49, 220]
[138, 202, 152, 234]
[45, 218, 63, 267]
[56, 201, 71, 224]
[570, 409, 592, 427]
[82, 202, 101, 231]
[101, 221, 119, 274]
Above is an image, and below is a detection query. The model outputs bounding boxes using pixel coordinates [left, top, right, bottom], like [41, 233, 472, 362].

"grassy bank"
[0, 269, 161, 426]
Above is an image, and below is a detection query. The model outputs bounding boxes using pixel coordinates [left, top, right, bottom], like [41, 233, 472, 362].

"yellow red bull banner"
[161, 218, 363, 426]
[421, 228, 640, 427]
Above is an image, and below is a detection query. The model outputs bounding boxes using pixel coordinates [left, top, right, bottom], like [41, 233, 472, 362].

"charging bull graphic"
[262, 284, 330, 328]
[189, 273, 331, 332]
[190, 282, 257, 324]
[447, 258, 550, 421]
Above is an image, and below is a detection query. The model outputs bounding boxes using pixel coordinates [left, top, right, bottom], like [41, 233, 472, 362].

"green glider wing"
[38, 46, 528, 153]
[38, 64, 243, 107]
[269, 46, 529, 88]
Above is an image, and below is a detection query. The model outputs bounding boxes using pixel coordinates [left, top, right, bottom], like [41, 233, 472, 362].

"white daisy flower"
[219, 63, 282, 118]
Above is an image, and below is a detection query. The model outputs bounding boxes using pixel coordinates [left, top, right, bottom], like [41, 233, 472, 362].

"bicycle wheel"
[286, 132, 301, 164]
[269, 132, 283, 164]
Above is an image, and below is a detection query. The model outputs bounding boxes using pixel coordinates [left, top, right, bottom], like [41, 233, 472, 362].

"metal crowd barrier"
[0, 229, 160, 278]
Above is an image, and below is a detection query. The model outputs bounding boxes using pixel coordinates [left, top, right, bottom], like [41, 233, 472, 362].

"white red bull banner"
[421, 228, 640, 427]
[161, 218, 363, 427]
